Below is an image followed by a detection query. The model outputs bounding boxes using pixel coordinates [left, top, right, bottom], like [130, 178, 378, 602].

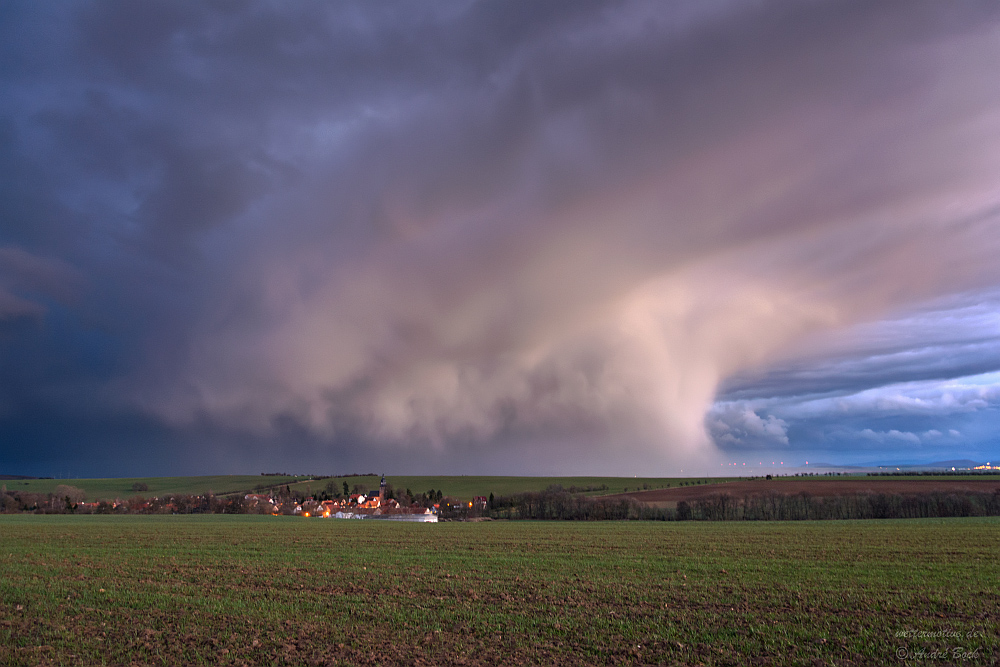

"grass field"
[8, 473, 998, 504]
[0, 475, 307, 503]
[2, 475, 739, 502]
[294, 475, 738, 500]
[1, 516, 997, 666]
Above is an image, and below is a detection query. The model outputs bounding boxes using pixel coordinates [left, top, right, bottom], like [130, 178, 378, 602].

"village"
[242, 476, 462, 522]
[1, 474, 492, 519]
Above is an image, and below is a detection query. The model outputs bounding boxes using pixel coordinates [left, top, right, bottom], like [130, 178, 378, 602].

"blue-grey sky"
[2, 1, 999, 477]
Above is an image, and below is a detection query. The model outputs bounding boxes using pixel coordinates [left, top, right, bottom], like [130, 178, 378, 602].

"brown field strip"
[614, 479, 1000, 503]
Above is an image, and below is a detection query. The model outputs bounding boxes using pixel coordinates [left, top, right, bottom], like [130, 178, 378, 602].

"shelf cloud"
[2, 1, 1000, 475]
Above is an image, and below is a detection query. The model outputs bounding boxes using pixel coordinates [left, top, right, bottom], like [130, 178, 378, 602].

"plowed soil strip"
[614, 479, 1000, 503]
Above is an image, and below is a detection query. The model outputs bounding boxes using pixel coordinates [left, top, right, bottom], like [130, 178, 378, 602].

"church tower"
[379, 474, 386, 504]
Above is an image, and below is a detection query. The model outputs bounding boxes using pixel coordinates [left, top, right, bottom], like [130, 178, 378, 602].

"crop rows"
[1, 515, 997, 665]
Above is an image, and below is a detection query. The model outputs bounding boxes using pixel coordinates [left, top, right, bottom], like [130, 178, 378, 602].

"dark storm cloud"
[0, 247, 81, 321]
[2, 0, 1000, 475]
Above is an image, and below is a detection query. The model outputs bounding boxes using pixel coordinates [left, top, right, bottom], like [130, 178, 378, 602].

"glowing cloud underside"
[3, 1, 1000, 474]
[127, 3, 1000, 473]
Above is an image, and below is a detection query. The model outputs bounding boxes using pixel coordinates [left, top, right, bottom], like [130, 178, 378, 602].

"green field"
[294, 475, 737, 500]
[9, 473, 998, 504]
[1, 474, 737, 502]
[1, 516, 996, 666]
[0, 475, 308, 503]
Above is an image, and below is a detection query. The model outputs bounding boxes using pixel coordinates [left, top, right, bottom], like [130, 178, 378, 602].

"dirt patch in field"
[613, 479, 1000, 503]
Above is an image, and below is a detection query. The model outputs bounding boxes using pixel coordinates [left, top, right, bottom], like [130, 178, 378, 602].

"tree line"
[5, 483, 999, 521]
[477, 486, 1000, 521]
[677, 489, 1000, 520]
[866, 470, 999, 476]
[0, 482, 451, 515]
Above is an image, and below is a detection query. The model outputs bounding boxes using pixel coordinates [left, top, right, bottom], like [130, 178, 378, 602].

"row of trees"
[1, 482, 452, 515]
[679, 490, 1000, 521]
[480, 487, 1000, 522]
[867, 470, 998, 476]
[0, 489, 249, 514]
[487, 490, 657, 520]
[6, 484, 999, 521]
[1, 485, 88, 513]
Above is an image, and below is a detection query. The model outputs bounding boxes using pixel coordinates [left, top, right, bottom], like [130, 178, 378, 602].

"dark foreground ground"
[1, 515, 997, 666]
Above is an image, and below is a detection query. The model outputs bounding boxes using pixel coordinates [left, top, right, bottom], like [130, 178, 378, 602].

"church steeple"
[379, 474, 386, 503]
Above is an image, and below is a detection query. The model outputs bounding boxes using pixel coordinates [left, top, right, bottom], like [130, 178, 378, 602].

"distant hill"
[1, 474, 308, 502]
[809, 459, 989, 470]
[2, 474, 743, 502]
[866, 459, 986, 470]
[285, 475, 742, 500]
[917, 459, 985, 469]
